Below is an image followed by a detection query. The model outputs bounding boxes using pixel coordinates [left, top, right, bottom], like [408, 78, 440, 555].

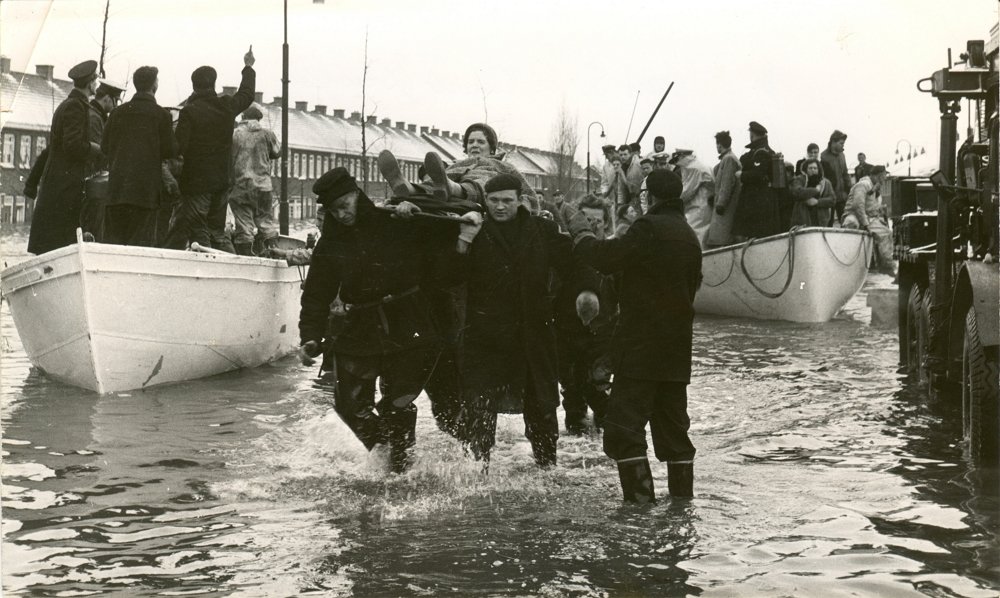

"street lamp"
[895, 139, 913, 176]
[586, 120, 605, 194]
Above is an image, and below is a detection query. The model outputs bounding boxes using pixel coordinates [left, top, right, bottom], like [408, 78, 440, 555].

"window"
[35, 136, 46, 157]
[18, 135, 32, 168]
[293, 153, 301, 178]
[1, 133, 14, 166]
[308, 155, 315, 179]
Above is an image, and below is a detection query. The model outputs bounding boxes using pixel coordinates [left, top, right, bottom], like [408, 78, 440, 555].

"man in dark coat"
[28, 60, 103, 255]
[101, 66, 176, 246]
[23, 148, 49, 200]
[163, 47, 255, 252]
[567, 169, 703, 504]
[298, 168, 481, 473]
[79, 80, 125, 242]
[821, 130, 852, 225]
[733, 121, 781, 239]
[455, 173, 600, 468]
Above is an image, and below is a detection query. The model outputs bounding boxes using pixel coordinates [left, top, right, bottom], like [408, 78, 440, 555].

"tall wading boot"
[386, 406, 418, 474]
[616, 457, 656, 504]
[667, 461, 694, 498]
[423, 152, 462, 201]
[377, 150, 415, 198]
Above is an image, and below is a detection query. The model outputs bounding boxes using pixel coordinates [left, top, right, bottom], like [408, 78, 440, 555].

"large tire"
[962, 306, 1000, 466]
[905, 286, 923, 375]
[918, 291, 934, 390]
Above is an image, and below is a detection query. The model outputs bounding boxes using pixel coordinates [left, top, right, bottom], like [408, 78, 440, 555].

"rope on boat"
[739, 231, 796, 299]
[820, 229, 869, 267]
[702, 249, 737, 288]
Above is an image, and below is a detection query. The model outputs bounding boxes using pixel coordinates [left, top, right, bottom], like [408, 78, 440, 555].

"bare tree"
[360, 28, 370, 194]
[98, 0, 110, 78]
[549, 102, 580, 195]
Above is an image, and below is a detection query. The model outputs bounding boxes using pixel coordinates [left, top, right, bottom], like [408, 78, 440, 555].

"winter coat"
[445, 153, 537, 203]
[623, 156, 645, 199]
[820, 147, 851, 206]
[23, 147, 49, 199]
[298, 194, 459, 357]
[176, 66, 255, 195]
[706, 148, 742, 247]
[733, 136, 781, 239]
[230, 119, 279, 191]
[844, 176, 882, 228]
[102, 93, 177, 210]
[27, 89, 102, 254]
[460, 209, 598, 409]
[573, 197, 703, 382]
[788, 173, 835, 227]
[676, 155, 715, 247]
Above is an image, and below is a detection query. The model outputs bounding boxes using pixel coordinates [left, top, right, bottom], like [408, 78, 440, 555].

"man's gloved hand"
[458, 211, 483, 243]
[299, 340, 321, 366]
[576, 290, 600, 326]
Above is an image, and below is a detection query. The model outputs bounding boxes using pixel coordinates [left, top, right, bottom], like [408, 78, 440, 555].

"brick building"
[0, 57, 588, 227]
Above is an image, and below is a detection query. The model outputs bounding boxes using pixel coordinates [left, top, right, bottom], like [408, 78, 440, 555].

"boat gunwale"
[702, 226, 870, 257]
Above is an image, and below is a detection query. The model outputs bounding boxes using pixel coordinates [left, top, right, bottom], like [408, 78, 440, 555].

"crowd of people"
[23, 54, 895, 506]
[26, 49, 279, 257]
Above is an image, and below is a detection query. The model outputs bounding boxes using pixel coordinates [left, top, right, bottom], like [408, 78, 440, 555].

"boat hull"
[694, 227, 873, 323]
[1, 241, 304, 393]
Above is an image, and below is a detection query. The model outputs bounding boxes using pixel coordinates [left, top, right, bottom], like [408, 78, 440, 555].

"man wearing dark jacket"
[298, 168, 481, 473]
[101, 67, 176, 246]
[567, 169, 703, 504]
[821, 130, 852, 225]
[164, 47, 255, 252]
[79, 81, 125, 242]
[28, 60, 103, 255]
[456, 173, 599, 469]
[733, 121, 781, 239]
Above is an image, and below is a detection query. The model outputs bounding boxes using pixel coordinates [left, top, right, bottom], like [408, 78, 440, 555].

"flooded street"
[2, 233, 998, 596]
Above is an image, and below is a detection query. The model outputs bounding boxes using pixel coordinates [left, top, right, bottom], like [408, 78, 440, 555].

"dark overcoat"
[102, 93, 177, 209]
[733, 136, 781, 239]
[27, 89, 100, 254]
[461, 209, 598, 409]
[299, 195, 459, 358]
[573, 198, 702, 382]
[176, 67, 255, 195]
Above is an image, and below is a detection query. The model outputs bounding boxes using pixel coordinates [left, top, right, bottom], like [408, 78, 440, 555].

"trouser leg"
[163, 193, 212, 249]
[558, 337, 588, 433]
[524, 379, 559, 467]
[602, 376, 653, 461]
[207, 190, 234, 253]
[377, 347, 438, 473]
[254, 188, 279, 242]
[868, 219, 894, 270]
[228, 187, 256, 248]
[649, 381, 696, 498]
[458, 389, 497, 463]
[426, 345, 463, 439]
[325, 356, 385, 451]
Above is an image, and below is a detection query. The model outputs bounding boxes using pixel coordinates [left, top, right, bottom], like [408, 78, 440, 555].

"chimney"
[442, 130, 450, 137]
[430, 127, 440, 136]
[395, 121, 406, 130]
[453, 132, 461, 139]
[350, 111, 361, 120]
[272, 96, 283, 105]
[420, 126, 429, 134]
[222, 85, 237, 96]
[253, 91, 263, 103]
[295, 101, 308, 111]
[35, 65, 54, 80]
[381, 118, 391, 127]
[333, 109, 345, 118]
[0, 56, 10, 75]
[407, 124, 417, 133]
[314, 105, 327, 115]
[366, 115, 377, 125]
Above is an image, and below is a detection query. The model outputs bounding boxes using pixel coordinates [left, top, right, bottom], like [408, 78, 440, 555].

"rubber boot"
[564, 411, 587, 436]
[424, 152, 461, 201]
[234, 242, 253, 256]
[386, 406, 418, 474]
[617, 458, 656, 504]
[667, 461, 694, 498]
[377, 149, 415, 198]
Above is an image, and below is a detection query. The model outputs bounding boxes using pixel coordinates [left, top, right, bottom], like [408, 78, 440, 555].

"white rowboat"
[694, 227, 873, 323]
[0, 232, 305, 393]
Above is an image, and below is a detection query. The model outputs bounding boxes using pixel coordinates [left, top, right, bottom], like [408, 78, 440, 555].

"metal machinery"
[894, 25, 999, 465]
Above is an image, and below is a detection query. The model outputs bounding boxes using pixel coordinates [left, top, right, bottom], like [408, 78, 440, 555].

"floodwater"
[2, 232, 998, 597]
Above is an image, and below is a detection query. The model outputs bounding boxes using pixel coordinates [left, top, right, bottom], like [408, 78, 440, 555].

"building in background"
[1, 57, 588, 228]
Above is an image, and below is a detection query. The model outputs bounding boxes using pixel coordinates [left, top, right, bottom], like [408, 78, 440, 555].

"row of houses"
[0, 56, 592, 226]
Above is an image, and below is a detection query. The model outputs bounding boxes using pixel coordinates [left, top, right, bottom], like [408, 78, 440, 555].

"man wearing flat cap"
[228, 104, 280, 255]
[821, 129, 852, 225]
[732, 121, 781, 239]
[102, 66, 177, 247]
[163, 46, 256, 252]
[28, 60, 104, 254]
[453, 172, 600, 470]
[299, 167, 483, 473]
[565, 168, 702, 504]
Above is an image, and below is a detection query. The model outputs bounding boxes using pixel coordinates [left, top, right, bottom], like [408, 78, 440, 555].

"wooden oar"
[375, 205, 469, 223]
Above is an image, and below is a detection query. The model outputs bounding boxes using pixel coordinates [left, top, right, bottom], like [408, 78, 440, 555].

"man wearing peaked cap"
[732, 119, 781, 239]
[563, 168, 702, 503]
[298, 167, 484, 474]
[748, 121, 768, 136]
[28, 60, 105, 254]
[79, 79, 129, 242]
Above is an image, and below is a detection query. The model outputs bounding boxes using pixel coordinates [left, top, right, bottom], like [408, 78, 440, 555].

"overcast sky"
[2, 0, 997, 170]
